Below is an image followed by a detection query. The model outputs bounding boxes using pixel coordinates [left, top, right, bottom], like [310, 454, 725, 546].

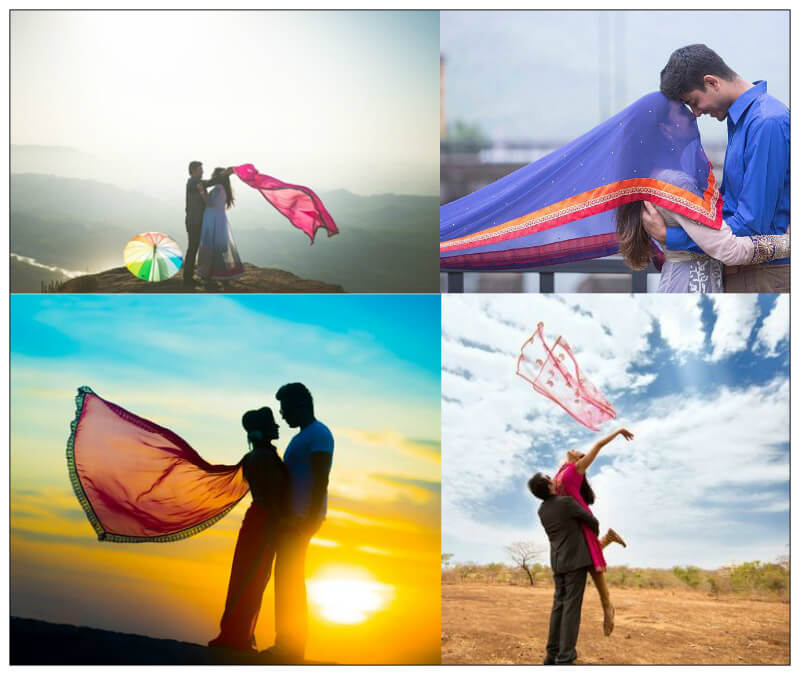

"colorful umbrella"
[123, 232, 183, 282]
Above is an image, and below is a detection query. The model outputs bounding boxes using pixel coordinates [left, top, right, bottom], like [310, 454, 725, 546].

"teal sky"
[11, 294, 441, 490]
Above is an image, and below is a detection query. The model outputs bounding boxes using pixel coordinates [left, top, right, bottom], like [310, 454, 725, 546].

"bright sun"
[307, 567, 394, 624]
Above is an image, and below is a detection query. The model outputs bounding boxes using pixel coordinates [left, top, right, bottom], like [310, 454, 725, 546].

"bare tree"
[442, 553, 454, 569]
[505, 541, 545, 586]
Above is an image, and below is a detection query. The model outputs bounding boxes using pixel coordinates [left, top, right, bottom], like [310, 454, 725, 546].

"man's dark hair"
[528, 473, 552, 501]
[276, 382, 314, 412]
[660, 44, 737, 100]
[188, 160, 202, 175]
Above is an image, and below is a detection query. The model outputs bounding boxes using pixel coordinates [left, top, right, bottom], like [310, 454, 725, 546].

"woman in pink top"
[553, 427, 634, 636]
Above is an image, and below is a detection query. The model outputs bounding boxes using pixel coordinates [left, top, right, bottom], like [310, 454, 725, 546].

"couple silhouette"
[208, 382, 334, 662]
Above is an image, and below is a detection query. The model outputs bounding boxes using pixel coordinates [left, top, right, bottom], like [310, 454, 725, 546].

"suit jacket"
[185, 174, 226, 226]
[538, 495, 599, 575]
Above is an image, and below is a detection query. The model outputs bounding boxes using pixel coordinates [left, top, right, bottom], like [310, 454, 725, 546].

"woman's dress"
[197, 185, 245, 281]
[553, 462, 605, 572]
[211, 446, 288, 650]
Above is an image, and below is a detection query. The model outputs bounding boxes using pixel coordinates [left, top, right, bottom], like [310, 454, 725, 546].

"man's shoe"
[543, 655, 556, 665]
[260, 645, 304, 664]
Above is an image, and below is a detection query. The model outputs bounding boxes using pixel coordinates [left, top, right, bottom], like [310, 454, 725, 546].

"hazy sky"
[442, 294, 789, 569]
[441, 10, 789, 148]
[11, 294, 441, 662]
[11, 10, 440, 195]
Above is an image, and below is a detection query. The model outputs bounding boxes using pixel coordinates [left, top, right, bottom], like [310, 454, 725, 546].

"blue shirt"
[283, 419, 334, 518]
[665, 81, 790, 262]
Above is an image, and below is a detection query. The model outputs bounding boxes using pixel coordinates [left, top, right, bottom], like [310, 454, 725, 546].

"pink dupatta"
[516, 323, 616, 431]
[66, 387, 249, 543]
[234, 164, 339, 244]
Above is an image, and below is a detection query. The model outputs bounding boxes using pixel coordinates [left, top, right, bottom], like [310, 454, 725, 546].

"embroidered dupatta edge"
[441, 166, 722, 255]
[66, 385, 248, 544]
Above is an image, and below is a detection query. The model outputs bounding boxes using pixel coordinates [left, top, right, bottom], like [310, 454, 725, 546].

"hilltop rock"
[11, 616, 325, 665]
[56, 263, 344, 293]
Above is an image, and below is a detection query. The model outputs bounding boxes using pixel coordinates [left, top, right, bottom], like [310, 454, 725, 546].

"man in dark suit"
[529, 472, 599, 665]
[183, 161, 233, 287]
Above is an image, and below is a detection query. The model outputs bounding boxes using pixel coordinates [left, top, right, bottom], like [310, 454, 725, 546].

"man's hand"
[225, 167, 235, 176]
[641, 202, 667, 245]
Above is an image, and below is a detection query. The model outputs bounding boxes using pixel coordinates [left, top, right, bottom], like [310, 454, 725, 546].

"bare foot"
[605, 528, 627, 548]
[603, 604, 615, 637]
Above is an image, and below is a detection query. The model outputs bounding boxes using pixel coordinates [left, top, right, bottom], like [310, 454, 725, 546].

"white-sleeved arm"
[670, 211, 789, 265]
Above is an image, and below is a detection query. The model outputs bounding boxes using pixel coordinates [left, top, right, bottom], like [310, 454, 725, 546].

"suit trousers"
[183, 220, 203, 283]
[724, 263, 789, 293]
[546, 567, 588, 664]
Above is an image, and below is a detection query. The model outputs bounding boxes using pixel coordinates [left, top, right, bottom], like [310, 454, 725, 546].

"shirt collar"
[727, 80, 767, 125]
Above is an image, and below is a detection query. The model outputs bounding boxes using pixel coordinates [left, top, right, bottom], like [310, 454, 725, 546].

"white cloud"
[755, 295, 789, 357]
[709, 295, 760, 361]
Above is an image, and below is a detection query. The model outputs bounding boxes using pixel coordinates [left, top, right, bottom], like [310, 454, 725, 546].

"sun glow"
[307, 567, 394, 625]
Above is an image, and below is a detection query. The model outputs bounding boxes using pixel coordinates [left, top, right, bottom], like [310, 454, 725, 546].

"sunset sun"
[307, 567, 394, 624]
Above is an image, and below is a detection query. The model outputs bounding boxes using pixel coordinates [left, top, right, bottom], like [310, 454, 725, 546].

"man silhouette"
[529, 472, 598, 665]
[266, 383, 334, 662]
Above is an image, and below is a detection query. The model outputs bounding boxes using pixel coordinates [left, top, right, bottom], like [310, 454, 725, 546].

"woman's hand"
[641, 202, 667, 244]
[617, 428, 634, 441]
[576, 426, 633, 473]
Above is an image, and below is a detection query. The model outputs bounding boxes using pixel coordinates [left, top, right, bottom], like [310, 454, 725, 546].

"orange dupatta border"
[441, 163, 721, 254]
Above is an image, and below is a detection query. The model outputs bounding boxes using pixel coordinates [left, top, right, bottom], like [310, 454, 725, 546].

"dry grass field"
[442, 584, 789, 665]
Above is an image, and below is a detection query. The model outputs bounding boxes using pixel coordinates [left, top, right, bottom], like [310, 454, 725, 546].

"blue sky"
[442, 294, 789, 568]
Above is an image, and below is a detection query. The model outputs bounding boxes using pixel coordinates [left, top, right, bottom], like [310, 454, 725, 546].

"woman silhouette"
[209, 407, 288, 651]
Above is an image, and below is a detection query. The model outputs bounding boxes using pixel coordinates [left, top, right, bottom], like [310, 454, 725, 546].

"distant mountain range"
[10, 165, 439, 292]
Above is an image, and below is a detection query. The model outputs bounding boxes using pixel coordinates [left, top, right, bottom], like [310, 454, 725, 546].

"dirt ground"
[441, 584, 789, 665]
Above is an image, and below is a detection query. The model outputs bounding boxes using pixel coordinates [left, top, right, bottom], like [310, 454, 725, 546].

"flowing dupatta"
[66, 386, 249, 543]
[516, 323, 616, 431]
[441, 92, 723, 271]
[234, 164, 339, 244]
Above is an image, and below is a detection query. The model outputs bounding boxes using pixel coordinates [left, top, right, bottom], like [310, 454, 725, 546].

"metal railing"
[443, 258, 658, 293]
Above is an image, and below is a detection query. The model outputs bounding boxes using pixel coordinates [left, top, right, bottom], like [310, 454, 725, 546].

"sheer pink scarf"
[67, 387, 249, 543]
[234, 164, 339, 244]
[516, 323, 616, 431]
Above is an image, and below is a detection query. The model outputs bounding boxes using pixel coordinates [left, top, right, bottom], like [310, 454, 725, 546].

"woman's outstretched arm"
[575, 427, 634, 474]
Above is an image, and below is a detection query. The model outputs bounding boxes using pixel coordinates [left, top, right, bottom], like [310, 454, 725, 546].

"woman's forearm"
[677, 212, 790, 265]
[576, 429, 625, 473]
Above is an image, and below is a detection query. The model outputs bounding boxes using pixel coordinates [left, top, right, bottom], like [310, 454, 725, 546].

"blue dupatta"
[440, 92, 722, 271]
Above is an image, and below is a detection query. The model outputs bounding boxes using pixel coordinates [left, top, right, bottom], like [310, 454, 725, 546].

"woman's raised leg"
[599, 528, 627, 549]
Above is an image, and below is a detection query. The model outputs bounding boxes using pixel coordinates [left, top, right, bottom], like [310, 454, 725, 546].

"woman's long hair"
[615, 201, 651, 270]
[213, 167, 235, 210]
[580, 476, 595, 506]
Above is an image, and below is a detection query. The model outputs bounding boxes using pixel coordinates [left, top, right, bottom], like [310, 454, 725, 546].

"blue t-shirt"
[283, 420, 334, 518]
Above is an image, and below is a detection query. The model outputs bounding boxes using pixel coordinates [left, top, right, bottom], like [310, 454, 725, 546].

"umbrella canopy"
[124, 232, 183, 281]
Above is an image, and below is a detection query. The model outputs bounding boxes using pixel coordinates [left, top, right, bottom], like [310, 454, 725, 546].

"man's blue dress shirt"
[665, 81, 790, 262]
